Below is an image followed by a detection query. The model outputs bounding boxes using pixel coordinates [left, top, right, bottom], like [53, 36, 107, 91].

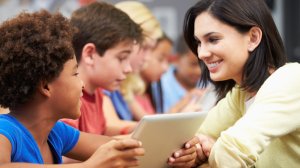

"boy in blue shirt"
[0, 10, 144, 167]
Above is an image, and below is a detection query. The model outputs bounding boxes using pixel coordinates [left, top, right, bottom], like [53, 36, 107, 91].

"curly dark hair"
[0, 10, 76, 109]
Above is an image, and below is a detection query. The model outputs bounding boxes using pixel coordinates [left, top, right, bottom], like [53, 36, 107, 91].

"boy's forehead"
[105, 41, 134, 55]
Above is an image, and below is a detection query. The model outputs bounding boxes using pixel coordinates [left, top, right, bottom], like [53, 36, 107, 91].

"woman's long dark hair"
[184, 0, 286, 101]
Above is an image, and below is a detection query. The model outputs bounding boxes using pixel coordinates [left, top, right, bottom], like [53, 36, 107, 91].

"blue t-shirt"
[104, 90, 133, 121]
[0, 114, 80, 164]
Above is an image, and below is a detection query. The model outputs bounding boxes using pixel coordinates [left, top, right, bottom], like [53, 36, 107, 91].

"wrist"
[192, 157, 201, 168]
[81, 160, 94, 168]
[120, 125, 132, 135]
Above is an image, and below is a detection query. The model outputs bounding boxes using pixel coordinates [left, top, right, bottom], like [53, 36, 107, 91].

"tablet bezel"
[131, 112, 207, 168]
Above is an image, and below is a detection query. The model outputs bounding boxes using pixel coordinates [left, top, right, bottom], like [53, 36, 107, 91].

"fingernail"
[169, 157, 175, 162]
[185, 143, 191, 148]
[195, 143, 201, 149]
[174, 152, 180, 158]
[138, 141, 142, 146]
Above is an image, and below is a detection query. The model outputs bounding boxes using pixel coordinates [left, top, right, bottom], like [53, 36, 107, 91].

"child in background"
[118, 34, 171, 121]
[151, 35, 202, 113]
[104, 1, 163, 121]
[152, 35, 217, 113]
[0, 10, 144, 167]
[61, 2, 143, 135]
[123, 34, 206, 120]
[128, 35, 171, 120]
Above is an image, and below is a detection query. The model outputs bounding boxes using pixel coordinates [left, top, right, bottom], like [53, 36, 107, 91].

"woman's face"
[194, 12, 250, 84]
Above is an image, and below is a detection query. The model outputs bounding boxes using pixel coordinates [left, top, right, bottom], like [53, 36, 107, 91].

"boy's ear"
[38, 80, 51, 97]
[81, 43, 98, 65]
[248, 26, 262, 52]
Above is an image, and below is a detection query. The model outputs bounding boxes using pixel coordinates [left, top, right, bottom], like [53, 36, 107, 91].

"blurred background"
[0, 0, 299, 62]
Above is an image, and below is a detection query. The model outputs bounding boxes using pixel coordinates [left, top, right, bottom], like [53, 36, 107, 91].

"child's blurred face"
[91, 41, 133, 91]
[141, 39, 171, 83]
[175, 51, 201, 88]
[49, 56, 84, 119]
[129, 38, 156, 72]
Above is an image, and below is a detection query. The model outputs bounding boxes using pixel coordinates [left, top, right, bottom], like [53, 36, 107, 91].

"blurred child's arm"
[167, 88, 205, 113]
[64, 131, 112, 161]
[65, 133, 144, 167]
[127, 99, 148, 121]
[103, 95, 137, 136]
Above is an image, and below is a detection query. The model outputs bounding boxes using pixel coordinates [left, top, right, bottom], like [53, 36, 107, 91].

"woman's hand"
[197, 134, 215, 158]
[167, 134, 215, 167]
[167, 136, 199, 167]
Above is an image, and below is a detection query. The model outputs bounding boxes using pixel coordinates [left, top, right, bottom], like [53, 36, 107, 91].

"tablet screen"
[131, 112, 207, 168]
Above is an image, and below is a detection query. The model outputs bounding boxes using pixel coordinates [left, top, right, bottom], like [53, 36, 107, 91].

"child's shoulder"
[0, 114, 20, 130]
[0, 114, 23, 146]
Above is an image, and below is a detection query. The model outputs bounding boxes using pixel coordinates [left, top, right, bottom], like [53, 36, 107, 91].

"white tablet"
[131, 112, 207, 168]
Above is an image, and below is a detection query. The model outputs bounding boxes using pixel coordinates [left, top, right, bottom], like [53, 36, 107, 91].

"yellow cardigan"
[199, 63, 300, 168]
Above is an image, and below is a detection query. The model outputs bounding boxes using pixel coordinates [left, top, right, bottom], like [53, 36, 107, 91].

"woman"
[168, 0, 300, 167]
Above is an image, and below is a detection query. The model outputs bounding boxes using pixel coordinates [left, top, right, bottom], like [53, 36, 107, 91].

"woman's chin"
[210, 75, 225, 82]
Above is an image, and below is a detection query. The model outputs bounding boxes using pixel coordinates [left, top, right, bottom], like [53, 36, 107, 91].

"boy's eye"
[118, 55, 128, 61]
[74, 72, 79, 76]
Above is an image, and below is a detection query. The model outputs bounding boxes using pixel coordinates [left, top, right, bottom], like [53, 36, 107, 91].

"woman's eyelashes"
[208, 37, 219, 44]
[194, 36, 201, 46]
[195, 35, 220, 47]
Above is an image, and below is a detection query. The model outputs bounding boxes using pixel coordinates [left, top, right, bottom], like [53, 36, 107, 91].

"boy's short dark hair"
[71, 2, 143, 62]
[0, 10, 76, 109]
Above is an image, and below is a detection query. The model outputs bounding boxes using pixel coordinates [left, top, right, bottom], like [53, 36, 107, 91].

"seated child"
[61, 2, 143, 135]
[104, 1, 163, 121]
[152, 35, 217, 113]
[0, 10, 144, 167]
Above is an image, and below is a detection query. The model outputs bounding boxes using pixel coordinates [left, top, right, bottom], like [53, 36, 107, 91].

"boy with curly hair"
[61, 2, 143, 135]
[0, 10, 144, 167]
